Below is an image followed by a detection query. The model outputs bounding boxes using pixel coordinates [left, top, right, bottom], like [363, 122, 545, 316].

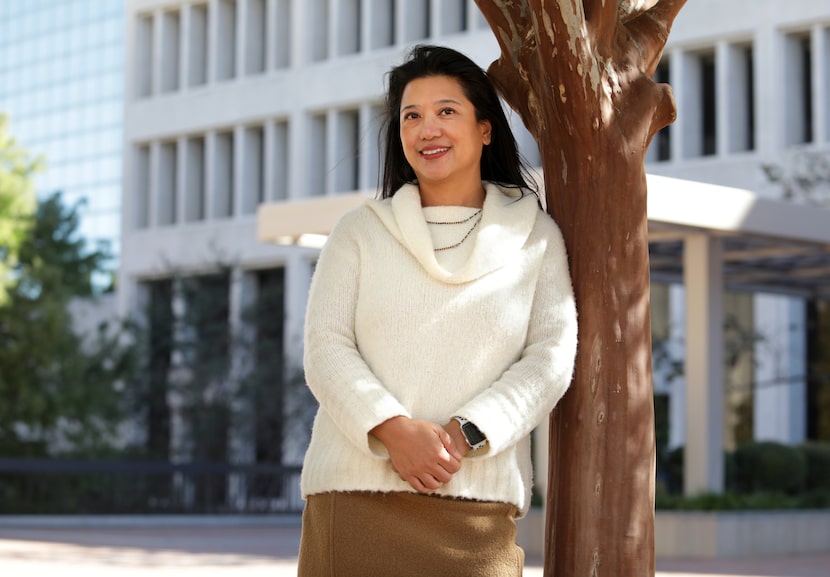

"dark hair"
[379, 45, 536, 199]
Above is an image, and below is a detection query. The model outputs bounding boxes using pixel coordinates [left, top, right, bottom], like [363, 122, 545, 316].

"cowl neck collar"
[365, 181, 539, 284]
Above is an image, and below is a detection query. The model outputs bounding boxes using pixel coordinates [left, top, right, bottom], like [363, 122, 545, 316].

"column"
[684, 233, 725, 495]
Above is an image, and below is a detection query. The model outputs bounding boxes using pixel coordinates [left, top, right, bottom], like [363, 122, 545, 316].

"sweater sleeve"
[303, 210, 411, 457]
[455, 218, 578, 457]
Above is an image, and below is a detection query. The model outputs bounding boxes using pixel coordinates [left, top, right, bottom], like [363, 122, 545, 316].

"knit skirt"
[297, 491, 524, 577]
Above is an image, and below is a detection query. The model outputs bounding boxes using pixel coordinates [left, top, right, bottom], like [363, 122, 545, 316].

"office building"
[121, 0, 830, 471]
[0, 0, 124, 261]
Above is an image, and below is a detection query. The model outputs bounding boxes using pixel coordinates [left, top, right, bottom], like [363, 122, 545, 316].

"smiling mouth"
[421, 147, 449, 156]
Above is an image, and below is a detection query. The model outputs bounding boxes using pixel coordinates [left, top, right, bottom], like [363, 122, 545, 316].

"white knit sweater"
[300, 182, 578, 515]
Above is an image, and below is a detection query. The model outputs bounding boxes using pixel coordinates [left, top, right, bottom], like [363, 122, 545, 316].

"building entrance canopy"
[646, 175, 830, 299]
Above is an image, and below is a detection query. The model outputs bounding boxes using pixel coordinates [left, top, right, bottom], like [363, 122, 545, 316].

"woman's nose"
[420, 115, 441, 139]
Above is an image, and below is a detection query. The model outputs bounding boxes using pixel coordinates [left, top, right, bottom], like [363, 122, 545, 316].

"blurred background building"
[0, 0, 124, 264]
[1, 0, 823, 488]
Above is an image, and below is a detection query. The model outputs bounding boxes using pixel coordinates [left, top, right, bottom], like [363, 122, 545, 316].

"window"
[134, 144, 151, 228]
[366, 104, 385, 190]
[403, 0, 429, 42]
[651, 60, 671, 161]
[785, 32, 813, 145]
[681, 49, 716, 158]
[141, 278, 174, 460]
[188, 3, 208, 87]
[334, 109, 359, 193]
[728, 44, 754, 152]
[274, 0, 291, 68]
[136, 14, 153, 97]
[700, 52, 716, 156]
[337, 0, 361, 56]
[158, 141, 177, 226]
[308, 113, 327, 196]
[216, 0, 237, 81]
[437, 0, 466, 36]
[213, 131, 235, 217]
[273, 120, 289, 201]
[185, 136, 205, 222]
[245, 0, 266, 74]
[369, 0, 394, 49]
[242, 125, 264, 213]
[161, 10, 181, 93]
[251, 268, 286, 469]
[308, 0, 329, 62]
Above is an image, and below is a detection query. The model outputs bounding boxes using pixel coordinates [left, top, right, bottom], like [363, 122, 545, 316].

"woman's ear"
[481, 120, 492, 145]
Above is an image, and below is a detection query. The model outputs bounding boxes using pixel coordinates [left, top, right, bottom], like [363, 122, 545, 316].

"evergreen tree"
[0, 192, 129, 456]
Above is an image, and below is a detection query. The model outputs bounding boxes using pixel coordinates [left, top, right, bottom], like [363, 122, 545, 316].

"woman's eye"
[440, 108, 455, 116]
[403, 112, 419, 121]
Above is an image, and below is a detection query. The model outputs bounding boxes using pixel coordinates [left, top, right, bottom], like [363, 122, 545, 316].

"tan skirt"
[297, 491, 524, 577]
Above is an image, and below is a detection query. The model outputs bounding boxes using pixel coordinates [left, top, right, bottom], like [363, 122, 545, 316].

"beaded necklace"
[425, 209, 482, 252]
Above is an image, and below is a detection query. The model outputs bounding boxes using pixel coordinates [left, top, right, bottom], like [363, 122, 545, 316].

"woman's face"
[399, 75, 491, 195]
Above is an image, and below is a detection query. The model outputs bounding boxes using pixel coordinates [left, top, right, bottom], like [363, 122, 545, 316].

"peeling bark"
[474, 1, 686, 576]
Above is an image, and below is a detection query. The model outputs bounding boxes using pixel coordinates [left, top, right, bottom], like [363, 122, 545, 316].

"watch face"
[462, 422, 486, 446]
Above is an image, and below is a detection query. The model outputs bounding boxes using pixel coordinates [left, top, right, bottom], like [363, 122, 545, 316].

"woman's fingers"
[375, 417, 466, 492]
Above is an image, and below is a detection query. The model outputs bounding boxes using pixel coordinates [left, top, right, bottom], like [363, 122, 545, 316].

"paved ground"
[0, 520, 827, 576]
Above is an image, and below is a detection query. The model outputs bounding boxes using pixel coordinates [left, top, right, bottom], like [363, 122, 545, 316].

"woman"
[298, 45, 577, 576]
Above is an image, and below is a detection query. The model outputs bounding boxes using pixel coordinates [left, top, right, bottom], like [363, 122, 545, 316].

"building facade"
[649, 0, 830, 455]
[0, 0, 124, 261]
[120, 0, 830, 470]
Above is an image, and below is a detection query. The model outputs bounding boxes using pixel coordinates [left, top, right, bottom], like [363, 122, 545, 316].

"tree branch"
[475, 1, 545, 135]
[583, 0, 619, 53]
[626, 0, 687, 76]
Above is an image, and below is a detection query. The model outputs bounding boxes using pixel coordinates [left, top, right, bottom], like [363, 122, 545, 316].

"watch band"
[452, 416, 487, 451]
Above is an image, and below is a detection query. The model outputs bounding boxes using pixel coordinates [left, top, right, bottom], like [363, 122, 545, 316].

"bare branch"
[475, 1, 544, 134]
[647, 82, 677, 139]
[474, 0, 534, 61]
[626, 0, 688, 76]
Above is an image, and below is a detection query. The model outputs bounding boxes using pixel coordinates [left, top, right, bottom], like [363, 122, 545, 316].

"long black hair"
[379, 45, 536, 199]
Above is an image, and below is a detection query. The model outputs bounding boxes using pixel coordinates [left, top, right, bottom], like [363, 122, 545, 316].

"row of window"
[134, 121, 286, 228]
[132, 104, 390, 229]
[649, 27, 829, 162]
[0, 0, 121, 44]
[2, 71, 122, 123]
[134, 0, 486, 99]
[15, 103, 121, 146]
[138, 267, 290, 465]
[0, 18, 121, 70]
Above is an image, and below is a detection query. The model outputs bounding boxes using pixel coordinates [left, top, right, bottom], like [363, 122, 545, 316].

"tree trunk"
[474, 1, 686, 575]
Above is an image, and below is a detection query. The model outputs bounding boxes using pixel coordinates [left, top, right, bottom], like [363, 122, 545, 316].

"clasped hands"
[370, 416, 470, 493]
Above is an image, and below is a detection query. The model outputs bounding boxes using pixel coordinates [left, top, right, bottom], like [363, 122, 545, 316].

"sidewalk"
[0, 521, 827, 576]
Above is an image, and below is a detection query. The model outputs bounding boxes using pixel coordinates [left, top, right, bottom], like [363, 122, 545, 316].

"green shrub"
[732, 441, 806, 495]
[799, 442, 830, 492]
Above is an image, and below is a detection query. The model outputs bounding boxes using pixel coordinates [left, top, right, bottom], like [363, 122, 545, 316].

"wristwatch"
[452, 416, 487, 451]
